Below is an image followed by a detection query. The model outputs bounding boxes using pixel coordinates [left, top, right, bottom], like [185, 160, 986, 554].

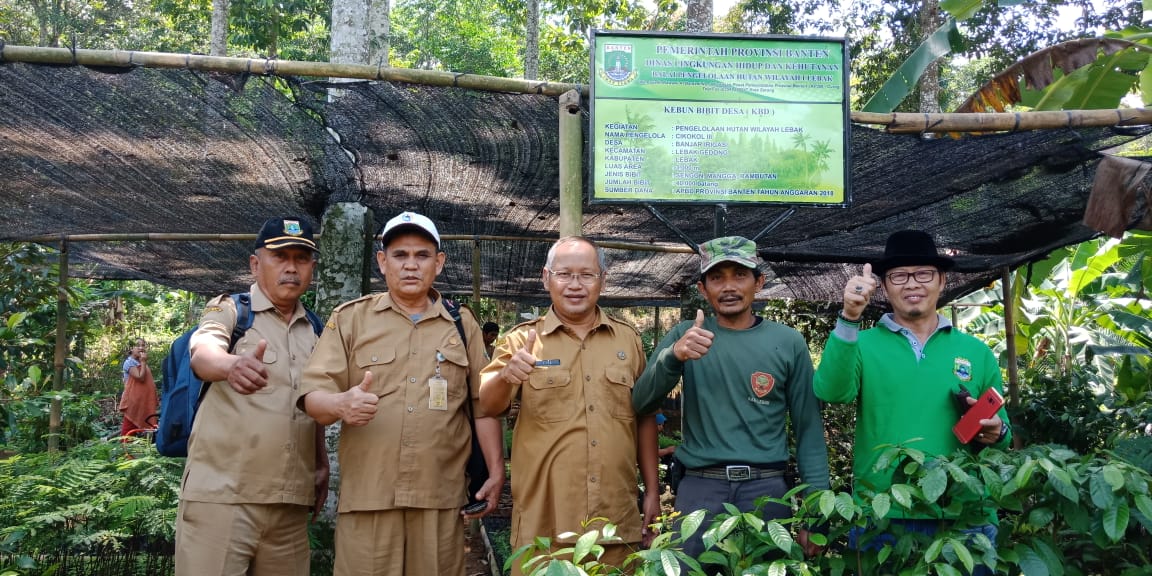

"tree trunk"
[684, 0, 713, 32]
[210, 0, 229, 56]
[524, 0, 539, 80]
[917, 0, 942, 114]
[368, 0, 390, 67]
[331, 0, 370, 66]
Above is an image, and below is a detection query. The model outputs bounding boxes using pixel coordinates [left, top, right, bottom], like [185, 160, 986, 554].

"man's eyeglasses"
[547, 269, 602, 285]
[886, 269, 938, 285]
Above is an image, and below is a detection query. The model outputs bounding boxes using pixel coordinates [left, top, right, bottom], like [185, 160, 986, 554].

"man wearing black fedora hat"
[814, 230, 1011, 573]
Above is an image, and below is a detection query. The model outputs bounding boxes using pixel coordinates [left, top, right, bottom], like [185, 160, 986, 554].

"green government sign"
[589, 31, 850, 206]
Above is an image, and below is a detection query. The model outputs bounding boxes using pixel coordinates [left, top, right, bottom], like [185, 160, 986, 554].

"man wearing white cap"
[299, 211, 505, 576]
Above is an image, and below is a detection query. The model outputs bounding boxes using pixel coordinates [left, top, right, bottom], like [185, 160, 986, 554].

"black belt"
[685, 465, 785, 482]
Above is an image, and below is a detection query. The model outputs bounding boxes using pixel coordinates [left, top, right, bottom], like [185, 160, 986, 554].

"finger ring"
[854, 285, 863, 293]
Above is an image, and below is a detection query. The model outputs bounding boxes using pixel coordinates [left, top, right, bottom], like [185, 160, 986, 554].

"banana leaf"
[861, 18, 964, 113]
[956, 38, 1143, 112]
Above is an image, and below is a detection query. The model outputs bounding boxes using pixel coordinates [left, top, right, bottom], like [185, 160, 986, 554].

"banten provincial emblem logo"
[954, 357, 972, 382]
[600, 43, 637, 86]
[750, 372, 775, 398]
[283, 220, 303, 236]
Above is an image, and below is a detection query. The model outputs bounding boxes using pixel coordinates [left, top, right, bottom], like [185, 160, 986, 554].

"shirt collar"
[879, 312, 953, 334]
[373, 288, 451, 320]
[538, 306, 614, 337]
[249, 282, 306, 322]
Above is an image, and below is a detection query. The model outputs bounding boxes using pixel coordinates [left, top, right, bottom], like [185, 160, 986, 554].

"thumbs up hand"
[340, 371, 380, 427]
[500, 329, 539, 386]
[227, 339, 270, 394]
[842, 263, 878, 321]
[673, 310, 715, 362]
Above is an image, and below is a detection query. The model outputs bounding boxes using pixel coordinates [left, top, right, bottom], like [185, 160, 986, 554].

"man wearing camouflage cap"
[633, 236, 830, 559]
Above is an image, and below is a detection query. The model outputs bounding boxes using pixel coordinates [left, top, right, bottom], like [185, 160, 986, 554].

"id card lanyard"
[428, 351, 448, 410]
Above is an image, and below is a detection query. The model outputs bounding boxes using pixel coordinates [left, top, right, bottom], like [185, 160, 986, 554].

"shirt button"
[409, 377, 417, 383]
[590, 476, 597, 483]
[591, 440, 598, 447]
[547, 378, 554, 384]
[372, 355, 378, 362]
[588, 405, 595, 412]
[407, 406, 414, 413]
[585, 375, 591, 381]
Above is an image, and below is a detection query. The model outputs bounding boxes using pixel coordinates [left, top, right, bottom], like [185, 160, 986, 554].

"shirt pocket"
[437, 343, 470, 399]
[526, 369, 574, 423]
[355, 346, 400, 397]
[605, 366, 636, 421]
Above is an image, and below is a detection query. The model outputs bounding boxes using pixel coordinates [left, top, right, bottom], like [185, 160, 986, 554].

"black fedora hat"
[874, 230, 955, 276]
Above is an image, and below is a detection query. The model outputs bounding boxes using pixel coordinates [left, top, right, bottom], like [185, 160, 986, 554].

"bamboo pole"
[49, 238, 69, 453]
[1001, 267, 1021, 448]
[15, 233, 697, 254]
[0, 45, 584, 98]
[852, 108, 1152, 134]
[558, 90, 584, 237]
[5, 45, 1149, 132]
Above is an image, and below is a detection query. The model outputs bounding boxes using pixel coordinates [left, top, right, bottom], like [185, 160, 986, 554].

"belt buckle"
[726, 465, 751, 481]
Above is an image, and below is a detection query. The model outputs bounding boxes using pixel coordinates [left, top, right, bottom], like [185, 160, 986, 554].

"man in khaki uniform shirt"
[299, 211, 505, 576]
[177, 217, 329, 576]
[479, 237, 660, 575]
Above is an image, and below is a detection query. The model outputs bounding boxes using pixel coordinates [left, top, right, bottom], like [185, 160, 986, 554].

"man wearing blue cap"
[633, 236, 830, 559]
[177, 217, 329, 576]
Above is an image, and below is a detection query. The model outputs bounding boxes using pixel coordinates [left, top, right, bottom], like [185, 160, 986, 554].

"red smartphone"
[952, 387, 1004, 444]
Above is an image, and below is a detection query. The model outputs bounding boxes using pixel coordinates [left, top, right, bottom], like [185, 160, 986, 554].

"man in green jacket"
[814, 229, 1011, 574]
[633, 236, 830, 559]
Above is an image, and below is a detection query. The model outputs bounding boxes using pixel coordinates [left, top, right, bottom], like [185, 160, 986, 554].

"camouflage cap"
[698, 236, 759, 274]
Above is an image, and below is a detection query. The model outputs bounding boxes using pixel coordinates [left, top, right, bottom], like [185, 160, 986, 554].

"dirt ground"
[465, 477, 514, 576]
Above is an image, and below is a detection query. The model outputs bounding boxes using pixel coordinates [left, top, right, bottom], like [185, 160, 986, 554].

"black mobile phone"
[462, 500, 488, 515]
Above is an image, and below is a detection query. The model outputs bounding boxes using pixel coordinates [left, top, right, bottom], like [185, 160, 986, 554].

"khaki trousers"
[334, 508, 464, 576]
[175, 500, 310, 576]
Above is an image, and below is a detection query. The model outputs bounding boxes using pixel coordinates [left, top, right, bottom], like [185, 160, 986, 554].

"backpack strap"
[228, 293, 254, 353]
[304, 308, 324, 336]
[442, 298, 477, 423]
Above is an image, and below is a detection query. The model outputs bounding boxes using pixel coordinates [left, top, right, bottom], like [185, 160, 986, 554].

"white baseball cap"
[380, 211, 441, 249]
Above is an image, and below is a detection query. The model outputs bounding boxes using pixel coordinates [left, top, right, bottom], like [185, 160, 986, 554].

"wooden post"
[1002, 267, 1021, 446]
[559, 89, 583, 237]
[472, 239, 482, 301]
[653, 306, 661, 345]
[49, 239, 69, 453]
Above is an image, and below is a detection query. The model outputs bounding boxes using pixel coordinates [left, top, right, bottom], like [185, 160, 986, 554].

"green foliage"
[228, 0, 331, 60]
[0, 441, 183, 572]
[389, 0, 525, 76]
[515, 444, 1152, 575]
[0, 392, 116, 454]
[956, 232, 1152, 398]
[862, 18, 964, 113]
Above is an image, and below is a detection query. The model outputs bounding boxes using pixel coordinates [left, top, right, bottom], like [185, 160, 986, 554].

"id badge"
[428, 377, 448, 410]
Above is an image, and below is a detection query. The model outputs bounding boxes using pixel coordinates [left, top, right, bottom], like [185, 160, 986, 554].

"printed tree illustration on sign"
[790, 131, 810, 185]
[809, 140, 833, 187]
